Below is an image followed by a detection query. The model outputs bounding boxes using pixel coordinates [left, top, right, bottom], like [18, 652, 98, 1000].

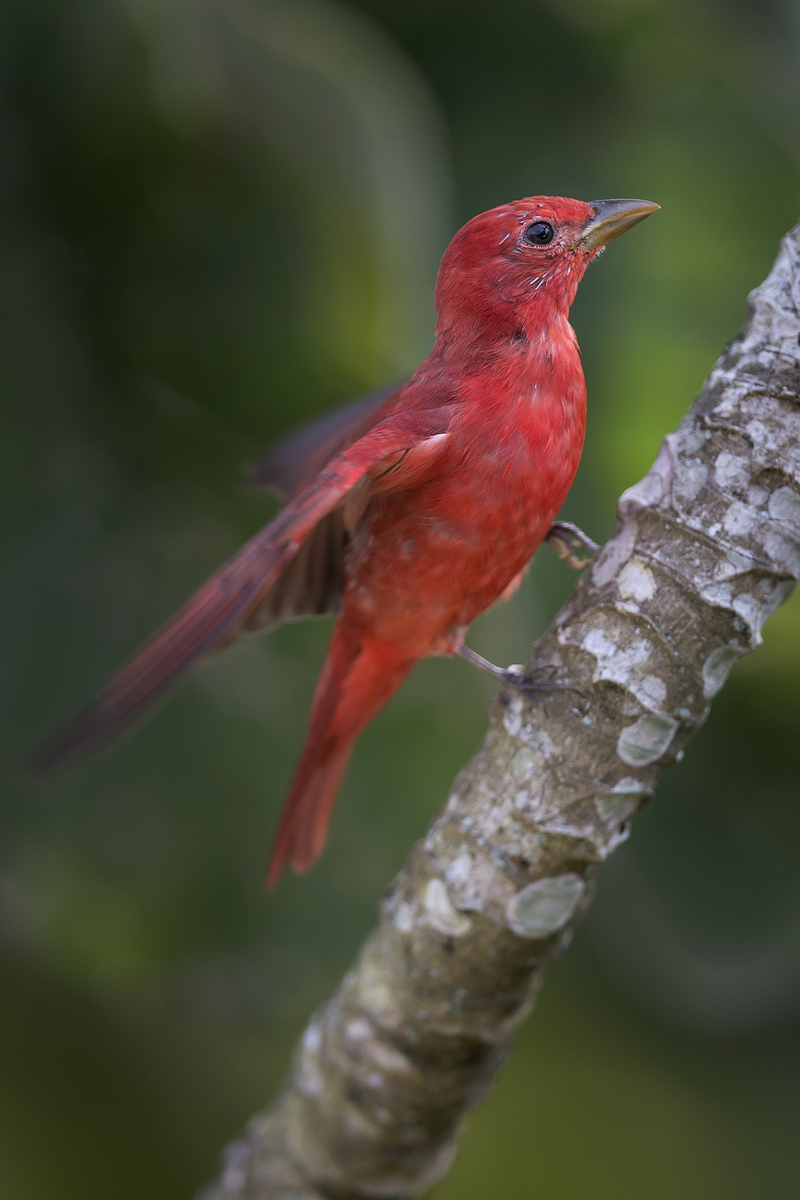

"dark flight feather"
[25, 423, 416, 775]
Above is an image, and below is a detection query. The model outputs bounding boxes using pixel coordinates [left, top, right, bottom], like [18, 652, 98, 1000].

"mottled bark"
[199, 220, 800, 1199]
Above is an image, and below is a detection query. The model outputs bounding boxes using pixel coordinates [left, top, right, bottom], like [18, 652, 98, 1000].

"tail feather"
[266, 744, 353, 888]
[266, 621, 416, 888]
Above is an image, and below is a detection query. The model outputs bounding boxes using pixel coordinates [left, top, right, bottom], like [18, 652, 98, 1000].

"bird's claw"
[500, 663, 585, 700]
[545, 521, 600, 570]
[458, 645, 585, 700]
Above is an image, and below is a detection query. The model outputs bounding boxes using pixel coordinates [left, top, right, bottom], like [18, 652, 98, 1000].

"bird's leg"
[457, 644, 582, 698]
[545, 521, 600, 570]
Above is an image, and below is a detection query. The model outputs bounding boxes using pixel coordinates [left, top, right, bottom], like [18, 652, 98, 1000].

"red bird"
[29, 196, 658, 886]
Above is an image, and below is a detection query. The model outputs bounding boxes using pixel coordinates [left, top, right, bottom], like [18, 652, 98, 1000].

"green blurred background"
[1, 0, 800, 1195]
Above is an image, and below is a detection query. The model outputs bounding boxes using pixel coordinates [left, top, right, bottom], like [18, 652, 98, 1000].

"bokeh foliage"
[1, 0, 800, 1195]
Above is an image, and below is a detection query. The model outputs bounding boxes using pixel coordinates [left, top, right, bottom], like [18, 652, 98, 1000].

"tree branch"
[199, 218, 800, 1199]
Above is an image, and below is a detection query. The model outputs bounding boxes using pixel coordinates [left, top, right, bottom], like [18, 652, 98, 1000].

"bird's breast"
[343, 371, 587, 650]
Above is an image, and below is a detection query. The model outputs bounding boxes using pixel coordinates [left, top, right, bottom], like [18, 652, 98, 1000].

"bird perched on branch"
[27, 195, 658, 886]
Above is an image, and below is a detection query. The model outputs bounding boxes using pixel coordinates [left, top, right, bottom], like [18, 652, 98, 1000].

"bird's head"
[434, 195, 659, 342]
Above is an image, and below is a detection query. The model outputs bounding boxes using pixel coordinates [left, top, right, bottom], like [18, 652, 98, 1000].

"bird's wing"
[238, 384, 406, 630]
[248, 381, 405, 500]
[240, 423, 452, 633]
[239, 384, 407, 633]
[246, 504, 349, 628]
[27, 417, 448, 775]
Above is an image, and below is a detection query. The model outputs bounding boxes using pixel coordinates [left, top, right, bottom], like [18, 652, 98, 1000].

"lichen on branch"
[200, 220, 800, 1200]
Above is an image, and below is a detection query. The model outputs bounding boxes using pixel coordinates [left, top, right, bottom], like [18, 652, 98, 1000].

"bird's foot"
[545, 521, 600, 570]
[501, 663, 585, 699]
[458, 645, 583, 699]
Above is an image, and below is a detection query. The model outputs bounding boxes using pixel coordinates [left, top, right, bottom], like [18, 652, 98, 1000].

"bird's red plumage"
[267, 197, 596, 884]
[27, 195, 659, 888]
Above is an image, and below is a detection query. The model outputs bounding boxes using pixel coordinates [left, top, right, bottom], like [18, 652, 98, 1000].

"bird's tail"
[266, 621, 416, 888]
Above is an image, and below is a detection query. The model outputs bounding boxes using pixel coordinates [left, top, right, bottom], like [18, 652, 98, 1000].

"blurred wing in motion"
[248, 381, 404, 499]
[25, 420, 428, 776]
[241, 505, 348, 630]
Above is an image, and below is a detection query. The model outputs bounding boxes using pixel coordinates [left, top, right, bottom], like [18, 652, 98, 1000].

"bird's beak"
[574, 198, 660, 250]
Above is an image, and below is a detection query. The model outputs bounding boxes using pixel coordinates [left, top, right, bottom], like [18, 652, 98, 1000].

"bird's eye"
[523, 220, 555, 246]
